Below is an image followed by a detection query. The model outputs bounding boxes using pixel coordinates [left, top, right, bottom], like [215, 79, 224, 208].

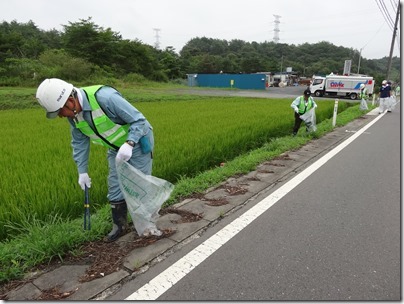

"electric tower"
[153, 28, 161, 49]
[273, 15, 281, 43]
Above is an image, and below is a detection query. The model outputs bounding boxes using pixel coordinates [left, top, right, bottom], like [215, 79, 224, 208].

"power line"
[363, 22, 385, 49]
[375, 0, 395, 30]
[386, 0, 400, 79]
[375, 0, 400, 60]
[374, 0, 393, 30]
[387, 0, 400, 52]
[380, 0, 396, 27]
[389, 0, 398, 12]
[393, 0, 400, 50]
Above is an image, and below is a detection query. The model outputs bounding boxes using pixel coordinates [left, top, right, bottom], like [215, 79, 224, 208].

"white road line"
[126, 113, 385, 301]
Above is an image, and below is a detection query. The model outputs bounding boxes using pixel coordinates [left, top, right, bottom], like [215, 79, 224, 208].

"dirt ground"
[0, 207, 204, 300]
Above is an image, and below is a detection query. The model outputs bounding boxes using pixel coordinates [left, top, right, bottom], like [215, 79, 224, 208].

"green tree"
[239, 45, 262, 73]
[158, 46, 182, 79]
[113, 39, 152, 75]
[0, 20, 401, 86]
[37, 49, 98, 81]
[221, 52, 240, 73]
[61, 17, 122, 70]
[0, 58, 40, 85]
[195, 54, 222, 73]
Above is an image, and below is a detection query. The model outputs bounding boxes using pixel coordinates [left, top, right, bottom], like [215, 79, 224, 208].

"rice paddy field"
[0, 86, 345, 243]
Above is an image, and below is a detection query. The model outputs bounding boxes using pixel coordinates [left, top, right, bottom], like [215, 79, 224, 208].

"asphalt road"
[110, 103, 400, 300]
[173, 85, 361, 102]
[174, 85, 309, 99]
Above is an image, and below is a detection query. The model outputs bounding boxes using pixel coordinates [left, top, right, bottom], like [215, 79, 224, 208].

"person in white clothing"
[378, 80, 392, 113]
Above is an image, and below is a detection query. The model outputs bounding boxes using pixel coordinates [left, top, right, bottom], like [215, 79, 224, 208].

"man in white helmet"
[359, 83, 368, 110]
[378, 80, 392, 113]
[36, 78, 155, 242]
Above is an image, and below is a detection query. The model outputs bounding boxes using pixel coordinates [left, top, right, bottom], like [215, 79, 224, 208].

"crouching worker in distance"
[290, 89, 318, 136]
[36, 78, 154, 242]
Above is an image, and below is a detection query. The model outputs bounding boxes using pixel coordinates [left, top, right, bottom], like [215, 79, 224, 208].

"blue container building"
[187, 73, 267, 90]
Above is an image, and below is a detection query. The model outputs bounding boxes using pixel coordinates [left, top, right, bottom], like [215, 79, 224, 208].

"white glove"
[313, 104, 318, 109]
[293, 107, 299, 113]
[116, 142, 133, 162]
[78, 173, 91, 190]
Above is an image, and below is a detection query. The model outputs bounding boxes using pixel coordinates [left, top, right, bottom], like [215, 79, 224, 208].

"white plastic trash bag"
[359, 98, 368, 111]
[300, 108, 317, 132]
[116, 159, 174, 236]
[388, 96, 396, 111]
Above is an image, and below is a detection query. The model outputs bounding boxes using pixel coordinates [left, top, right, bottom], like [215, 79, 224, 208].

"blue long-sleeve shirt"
[68, 86, 152, 174]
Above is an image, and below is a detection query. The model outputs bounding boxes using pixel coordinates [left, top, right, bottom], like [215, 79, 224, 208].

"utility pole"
[386, 1, 400, 80]
[357, 47, 363, 74]
[280, 55, 284, 82]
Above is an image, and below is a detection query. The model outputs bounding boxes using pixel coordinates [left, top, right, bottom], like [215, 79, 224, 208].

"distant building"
[187, 73, 267, 90]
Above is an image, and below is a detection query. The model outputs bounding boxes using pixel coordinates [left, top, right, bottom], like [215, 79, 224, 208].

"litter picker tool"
[84, 186, 91, 230]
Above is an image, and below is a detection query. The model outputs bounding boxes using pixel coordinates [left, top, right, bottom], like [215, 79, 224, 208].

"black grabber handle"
[84, 186, 91, 230]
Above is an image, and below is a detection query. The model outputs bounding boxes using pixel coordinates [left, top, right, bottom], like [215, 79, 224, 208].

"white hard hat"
[360, 84, 365, 89]
[382, 80, 387, 85]
[36, 78, 73, 119]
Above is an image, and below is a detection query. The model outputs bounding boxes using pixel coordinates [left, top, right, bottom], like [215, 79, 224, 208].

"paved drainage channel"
[110, 153, 328, 300]
[93, 147, 337, 300]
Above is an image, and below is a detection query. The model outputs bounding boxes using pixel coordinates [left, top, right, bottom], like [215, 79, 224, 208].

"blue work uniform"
[67, 86, 154, 202]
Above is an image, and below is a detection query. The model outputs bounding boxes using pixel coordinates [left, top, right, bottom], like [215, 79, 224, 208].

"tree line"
[0, 18, 400, 86]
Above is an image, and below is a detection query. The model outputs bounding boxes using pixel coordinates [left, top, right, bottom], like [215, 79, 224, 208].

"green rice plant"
[0, 99, 365, 284]
[0, 87, 39, 110]
[0, 108, 109, 241]
[0, 96, 341, 242]
[139, 97, 339, 182]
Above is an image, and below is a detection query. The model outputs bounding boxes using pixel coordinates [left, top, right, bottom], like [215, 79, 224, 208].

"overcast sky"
[1, 0, 401, 60]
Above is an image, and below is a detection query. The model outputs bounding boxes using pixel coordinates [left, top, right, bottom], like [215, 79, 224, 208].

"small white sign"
[343, 60, 351, 75]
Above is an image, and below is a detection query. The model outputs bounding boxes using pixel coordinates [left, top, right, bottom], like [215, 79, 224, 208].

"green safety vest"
[298, 96, 314, 114]
[359, 88, 368, 100]
[75, 85, 129, 150]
